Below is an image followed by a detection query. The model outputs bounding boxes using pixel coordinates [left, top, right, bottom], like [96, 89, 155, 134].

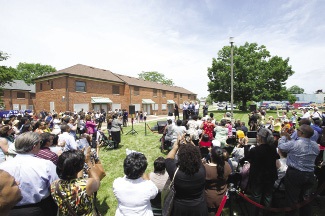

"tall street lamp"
[229, 37, 234, 120]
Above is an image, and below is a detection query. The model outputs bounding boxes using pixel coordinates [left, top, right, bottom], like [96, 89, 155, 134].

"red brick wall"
[35, 75, 196, 115]
[1, 90, 35, 110]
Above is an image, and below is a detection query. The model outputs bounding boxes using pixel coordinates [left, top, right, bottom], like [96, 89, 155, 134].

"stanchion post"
[145, 120, 147, 136]
[228, 183, 236, 216]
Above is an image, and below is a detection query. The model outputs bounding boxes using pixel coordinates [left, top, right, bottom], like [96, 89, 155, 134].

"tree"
[16, 63, 56, 84]
[138, 71, 174, 86]
[207, 42, 294, 111]
[288, 85, 304, 94]
[0, 51, 16, 87]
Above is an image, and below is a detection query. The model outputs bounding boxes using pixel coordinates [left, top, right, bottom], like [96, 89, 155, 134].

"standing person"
[194, 101, 200, 116]
[290, 111, 298, 129]
[0, 132, 58, 216]
[201, 117, 215, 142]
[165, 137, 208, 216]
[203, 102, 209, 117]
[182, 102, 188, 120]
[122, 109, 128, 127]
[245, 128, 278, 216]
[85, 115, 98, 148]
[204, 146, 232, 216]
[113, 152, 158, 216]
[111, 114, 122, 149]
[174, 104, 179, 120]
[278, 125, 319, 216]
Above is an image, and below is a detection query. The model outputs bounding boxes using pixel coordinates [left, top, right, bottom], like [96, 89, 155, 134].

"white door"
[101, 104, 108, 112]
[74, 104, 89, 113]
[21, 104, 27, 110]
[143, 104, 151, 115]
[94, 104, 100, 112]
[13, 104, 19, 110]
[112, 103, 121, 112]
[50, 102, 55, 113]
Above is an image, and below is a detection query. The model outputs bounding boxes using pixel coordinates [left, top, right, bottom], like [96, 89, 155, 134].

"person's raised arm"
[0, 138, 9, 154]
[166, 136, 181, 159]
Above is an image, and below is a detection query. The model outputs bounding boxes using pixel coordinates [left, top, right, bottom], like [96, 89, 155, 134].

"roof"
[34, 64, 124, 83]
[2, 80, 35, 93]
[114, 73, 195, 94]
[35, 64, 196, 95]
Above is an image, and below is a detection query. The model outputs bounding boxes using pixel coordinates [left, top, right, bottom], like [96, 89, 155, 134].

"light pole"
[229, 37, 234, 120]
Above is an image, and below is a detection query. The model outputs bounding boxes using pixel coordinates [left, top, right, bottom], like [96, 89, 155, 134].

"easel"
[126, 116, 138, 135]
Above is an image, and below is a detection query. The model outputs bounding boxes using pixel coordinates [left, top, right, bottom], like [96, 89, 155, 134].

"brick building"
[0, 80, 36, 110]
[34, 64, 196, 115]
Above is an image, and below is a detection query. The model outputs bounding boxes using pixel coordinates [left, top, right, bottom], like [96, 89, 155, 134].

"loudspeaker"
[247, 131, 257, 138]
[129, 105, 135, 115]
[157, 121, 167, 134]
[249, 105, 257, 112]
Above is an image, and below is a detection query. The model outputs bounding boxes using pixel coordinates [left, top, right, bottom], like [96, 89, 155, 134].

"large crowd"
[0, 104, 325, 216]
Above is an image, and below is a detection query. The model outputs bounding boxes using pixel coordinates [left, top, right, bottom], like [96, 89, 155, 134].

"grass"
[95, 110, 298, 215]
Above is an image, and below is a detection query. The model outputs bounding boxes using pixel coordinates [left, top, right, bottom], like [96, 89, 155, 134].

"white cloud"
[1, 0, 325, 97]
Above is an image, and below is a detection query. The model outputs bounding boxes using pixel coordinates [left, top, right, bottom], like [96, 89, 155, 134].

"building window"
[174, 93, 177, 98]
[162, 90, 166, 98]
[51, 81, 54, 90]
[153, 89, 157, 97]
[113, 85, 120, 94]
[162, 104, 167, 110]
[17, 92, 25, 99]
[188, 94, 191, 99]
[134, 86, 139, 96]
[40, 83, 43, 91]
[180, 93, 182, 98]
[76, 81, 86, 92]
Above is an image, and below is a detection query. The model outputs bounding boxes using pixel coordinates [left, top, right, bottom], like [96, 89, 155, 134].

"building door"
[143, 104, 151, 115]
[167, 104, 174, 114]
[93, 104, 101, 112]
[21, 104, 27, 110]
[50, 102, 55, 113]
[101, 104, 108, 112]
[13, 104, 19, 110]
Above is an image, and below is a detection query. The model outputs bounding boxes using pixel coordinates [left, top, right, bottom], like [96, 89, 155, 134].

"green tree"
[0, 51, 16, 87]
[138, 71, 174, 86]
[16, 63, 56, 84]
[207, 42, 294, 111]
[287, 85, 304, 94]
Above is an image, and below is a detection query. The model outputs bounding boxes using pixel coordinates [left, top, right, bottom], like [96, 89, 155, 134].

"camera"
[185, 134, 191, 143]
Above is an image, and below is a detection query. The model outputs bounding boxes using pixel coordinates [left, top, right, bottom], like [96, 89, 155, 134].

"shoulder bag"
[161, 167, 179, 216]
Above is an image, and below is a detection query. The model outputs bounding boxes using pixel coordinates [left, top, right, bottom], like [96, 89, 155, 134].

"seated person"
[0, 170, 22, 216]
[149, 157, 169, 191]
[113, 152, 158, 216]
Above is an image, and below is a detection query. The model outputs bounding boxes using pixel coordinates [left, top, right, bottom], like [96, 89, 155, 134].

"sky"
[1, 0, 325, 98]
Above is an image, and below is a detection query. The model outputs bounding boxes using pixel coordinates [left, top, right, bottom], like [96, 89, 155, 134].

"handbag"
[161, 167, 179, 216]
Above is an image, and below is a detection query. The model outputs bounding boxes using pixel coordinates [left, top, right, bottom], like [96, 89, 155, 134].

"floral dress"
[51, 178, 93, 216]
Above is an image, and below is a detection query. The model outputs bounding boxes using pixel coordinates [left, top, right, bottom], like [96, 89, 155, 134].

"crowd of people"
[1, 105, 325, 215]
[0, 108, 126, 215]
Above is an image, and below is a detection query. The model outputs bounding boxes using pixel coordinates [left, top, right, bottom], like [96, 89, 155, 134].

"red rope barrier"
[215, 194, 228, 216]
[237, 181, 325, 213]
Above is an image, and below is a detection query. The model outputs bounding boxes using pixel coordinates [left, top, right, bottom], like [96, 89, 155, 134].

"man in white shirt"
[58, 124, 78, 152]
[311, 107, 321, 119]
[0, 132, 58, 216]
[301, 108, 311, 119]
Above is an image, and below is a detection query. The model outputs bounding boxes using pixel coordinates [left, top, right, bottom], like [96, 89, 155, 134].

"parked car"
[269, 106, 277, 110]
[217, 106, 226, 110]
[298, 106, 313, 111]
[288, 105, 295, 110]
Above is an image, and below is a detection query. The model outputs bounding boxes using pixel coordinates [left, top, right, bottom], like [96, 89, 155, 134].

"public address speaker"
[129, 105, 135, 115]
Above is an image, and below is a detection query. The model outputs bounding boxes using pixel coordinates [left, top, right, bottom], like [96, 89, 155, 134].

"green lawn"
[96, 110, 295, 215]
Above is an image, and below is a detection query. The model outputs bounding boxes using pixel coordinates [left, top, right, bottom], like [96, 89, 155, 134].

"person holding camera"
[51, 148, 105, 216]
[165, 136, 208, 216]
